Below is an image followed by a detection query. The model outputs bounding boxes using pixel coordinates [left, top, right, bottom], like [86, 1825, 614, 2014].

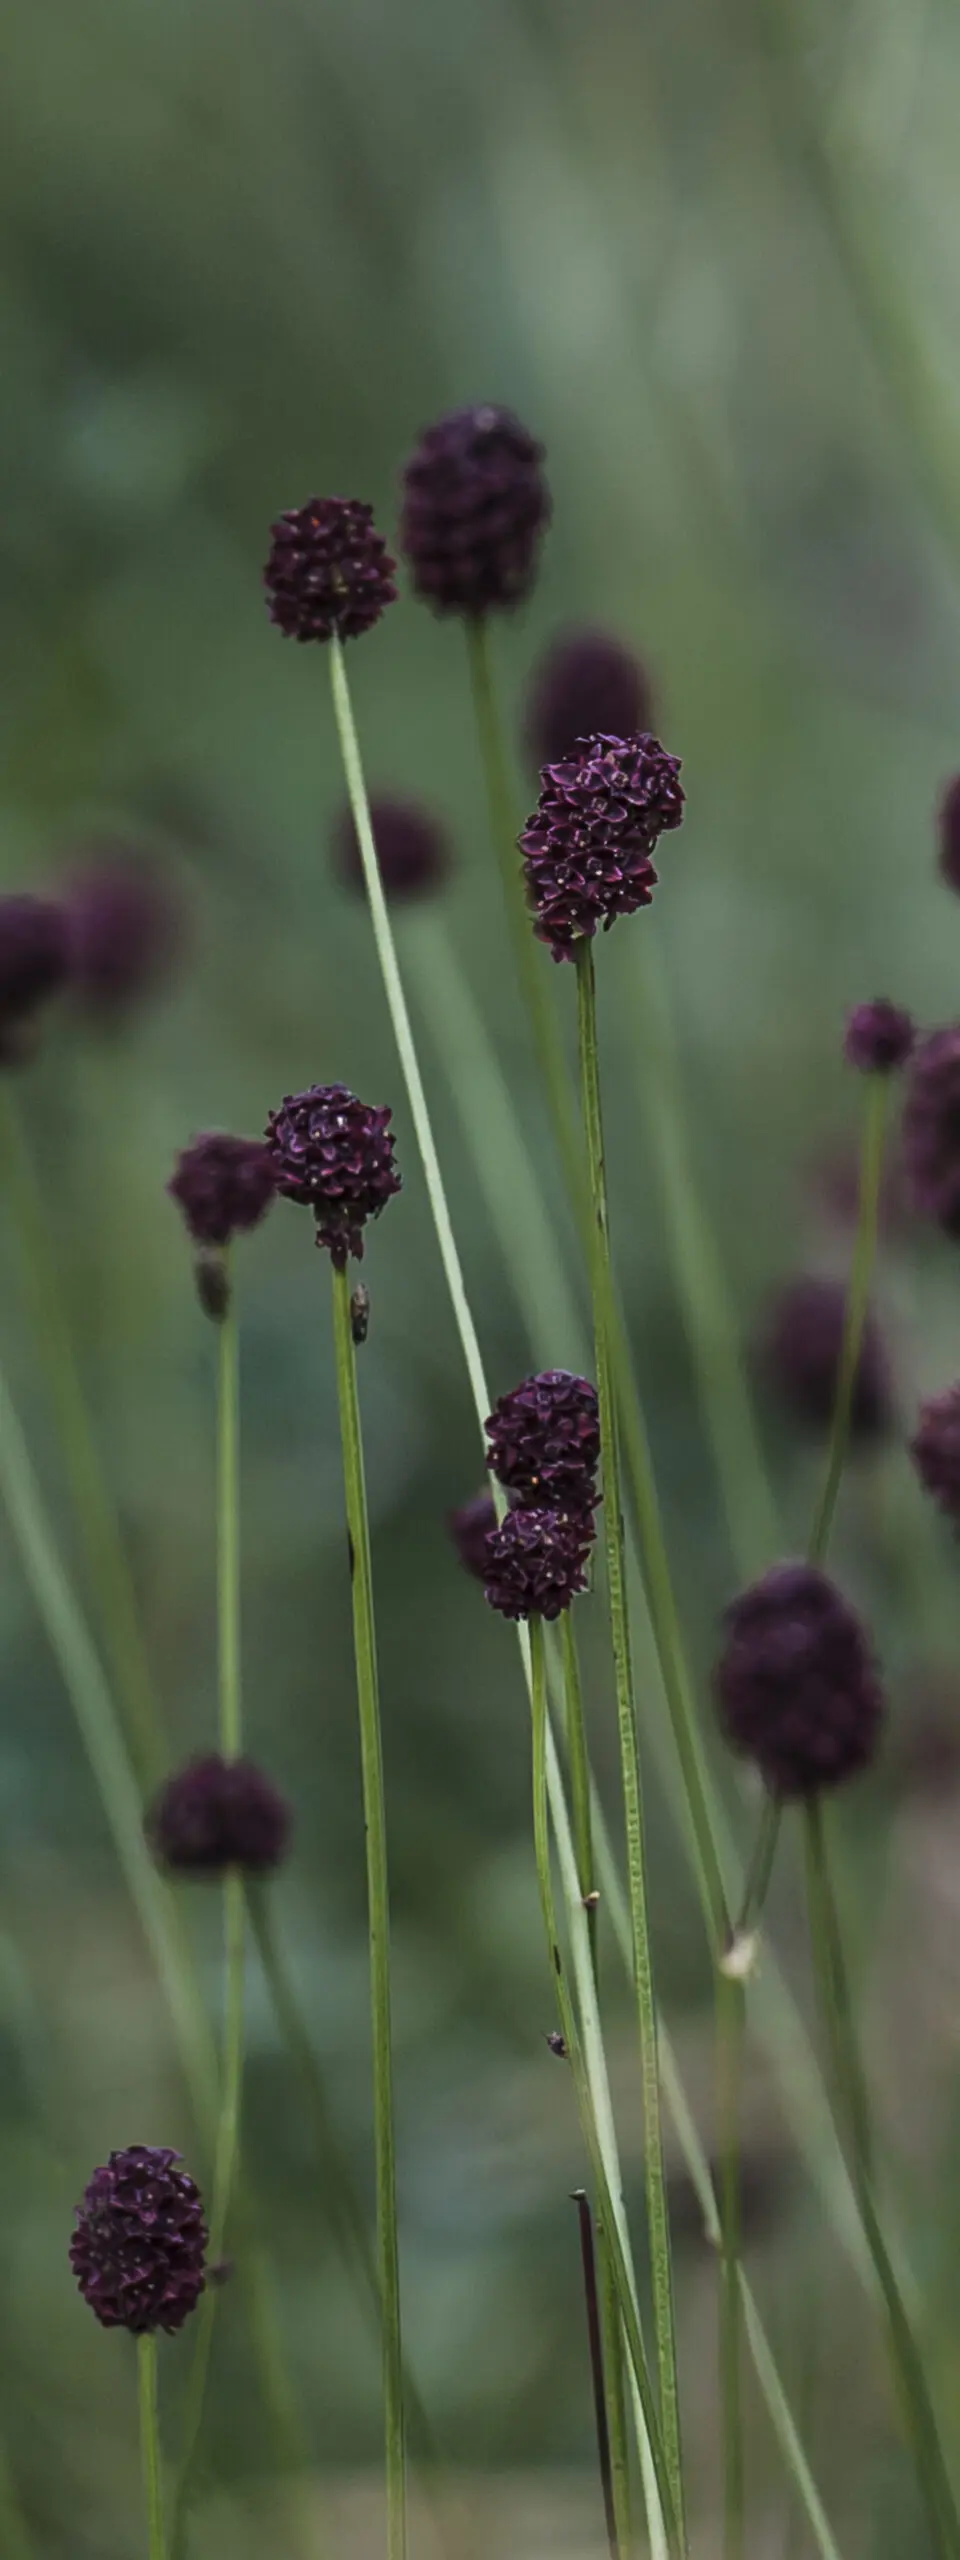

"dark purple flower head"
[524, 630, 654, 771]
[521, 733, 684, 963]
[485, 1369, 600, 1512]
[400, 405, 549, 618]
[147, 1753, 291, 1877]
[64, 849, 183, 1021]
[483, 1504, 594, 1621]
[714, 1560, 884, 1798]
[168, 1133, 276, 1252]
[265, 1082, 401, 1266]
[911, 1384, 960, 1522]
[762, 1275, 893, 1440]
[264, 498, 397, 644]
[0, 894, 70, 1062]
[448, 1490, 499, 1580]
[70, 2145, 207, 2334]
[938, 775, 960, 895]
[334, 797, 450, 903]
[903, 1025, 960, 1237]
[844, 999, 914, 1076]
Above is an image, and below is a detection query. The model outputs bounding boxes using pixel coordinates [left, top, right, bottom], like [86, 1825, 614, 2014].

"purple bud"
[147, 1753, 291, 1877]
[70, 2145, 207, 2334]
[168, 1133, 276, 1252]
[64, 848, 183, 1020]
[762, 1275, 893, 1440]
[265, 1082, 401, 1267]
[483, 1505, 594, 1622]
[520, 733, 684, 962]
[485, 1369, 600, 1512]
[264, 497, 397, 644]
[714, 1560, 884, 1798]
[524, 630, 653, 770]
[843, 999, 915, 1076]
[400, 405, 549, 618]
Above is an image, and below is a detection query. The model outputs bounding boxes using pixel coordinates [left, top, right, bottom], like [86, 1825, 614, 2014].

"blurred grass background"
[5, 0, 960, 2550]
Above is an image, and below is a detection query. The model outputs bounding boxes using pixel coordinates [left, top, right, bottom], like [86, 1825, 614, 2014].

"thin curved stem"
[0, 1087, 167, 1789]
[730, 1795, 783, 1951]
[560, 1607, 596, 1973]
[138, 2334, 166, 2560]
[529, 1616, 682, 2558]
[717, 1974, 744, 2560]
[803, 1802, 960, 2557]
[809, 1075, 888, 1567]
[575, 941, 685, 2540]
[331, 1259, 405, 2560]
[572, 2189, 620, 2560]
[328, 638, 669, 2545]
[217, 1292, 242, 1760]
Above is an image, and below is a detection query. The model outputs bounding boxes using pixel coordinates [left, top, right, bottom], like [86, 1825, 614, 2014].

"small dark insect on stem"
[571, 2188, 621, 2560]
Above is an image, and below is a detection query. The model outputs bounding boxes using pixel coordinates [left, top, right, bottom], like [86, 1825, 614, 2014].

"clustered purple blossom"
[477, 1369, 600, 1620]
[70, 2146, 207, 2335]
[168, 1133, 276, 1251]
[334, 796, 450, 902]
[401, 404, 549, 618]
[911, 1384, 960, 1524]
[65, 848, 183, 1021]
[843, 999, 915, 1076]
[0, 893, 71, 1064]
[264, 497, 397, 643]
[520, 733, 684, 962]
[902, 1026, 960, 1238]
[147, 1753, 291, 1877]
[762, 1274, 893, 1442]
[524, 629, 653, 771]
[714, 1560, 884, 1798]
[265, 1081, 401, 1266]
[448, 1491, 500, 1581]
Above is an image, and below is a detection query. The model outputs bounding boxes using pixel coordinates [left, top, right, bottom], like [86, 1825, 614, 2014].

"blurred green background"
[5, 0, 960, 2551]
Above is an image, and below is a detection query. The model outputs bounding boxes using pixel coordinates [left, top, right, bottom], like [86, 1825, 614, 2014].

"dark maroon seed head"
[484, 1369, 600, 1512]
[0, 894, 70, 1062]
[334, 797, 450, 902]
[843, 999, 915, 1076]
[265, 1081, 401, 1267]
[520, 732, 684, 963]
[762, 1274, 893, 1441]
[264, 497, 397, 644]
[64, 849, 183, 1020]
[524, 630, 653, 771]
[714, 1559, 884, 1798]
[146, 1753, 291, 1878]
[938, 775, 960, 895]
[69, 2145, 208, 2334]
[168, 1133, 276, 1252]
[448, 1491, 499, 1580]
[483, 1504, 594, 1622]
[903, 1025, 960, 1238]
[911, 1384, 960, 1523]
[400, 404, 550, 618]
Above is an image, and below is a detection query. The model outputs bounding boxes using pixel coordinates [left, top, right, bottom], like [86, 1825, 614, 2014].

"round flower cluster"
[147, 1753, 291, 1878]
[714, 1560, 884, 1799]
[70, 2145, 207, 2335]
[480, 1368, 599, 1621]
[524, 629, 653, 771]
[264, 497, 397, 644]
[843, 999, 914, 1076]
[168, 1133, 276, 1251]
[400, 404, 549, 618]
[520, 733, 684, 962]
[265, 1082, 401, 1267]
[65, 849, 183, 1021]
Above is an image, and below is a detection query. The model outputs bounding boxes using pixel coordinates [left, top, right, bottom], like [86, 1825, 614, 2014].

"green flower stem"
[529, 1617, 681, 2560]
[560, 1607, 596, 1969]
[623, 935, 778, 1581]
[138, 2334, 166, 2560]
[717, 1974, 744, 2560]
[460, 634, 728, 1952]
[328, 640, 666, 2543]
[0, 1087, 167, 1789]
[465, 616, 587, 1221]
[330, 1258, 405, 2560]
[803, 1801, 960, 2558]
[217, 1288, 242, 1760]
[730, 1795, 783, 1949]
[809, 1074, 888, 1568]
[575, 938, 685, 2543]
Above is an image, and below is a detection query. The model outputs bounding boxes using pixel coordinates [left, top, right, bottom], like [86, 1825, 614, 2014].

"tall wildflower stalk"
[574, 940, 685, 2534]
[138, 2334, 167, 2560]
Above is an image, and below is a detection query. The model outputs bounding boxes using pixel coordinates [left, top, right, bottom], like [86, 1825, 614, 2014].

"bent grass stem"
[330, 1259, 405, 2560]
[138, 2334, 166, 2560]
